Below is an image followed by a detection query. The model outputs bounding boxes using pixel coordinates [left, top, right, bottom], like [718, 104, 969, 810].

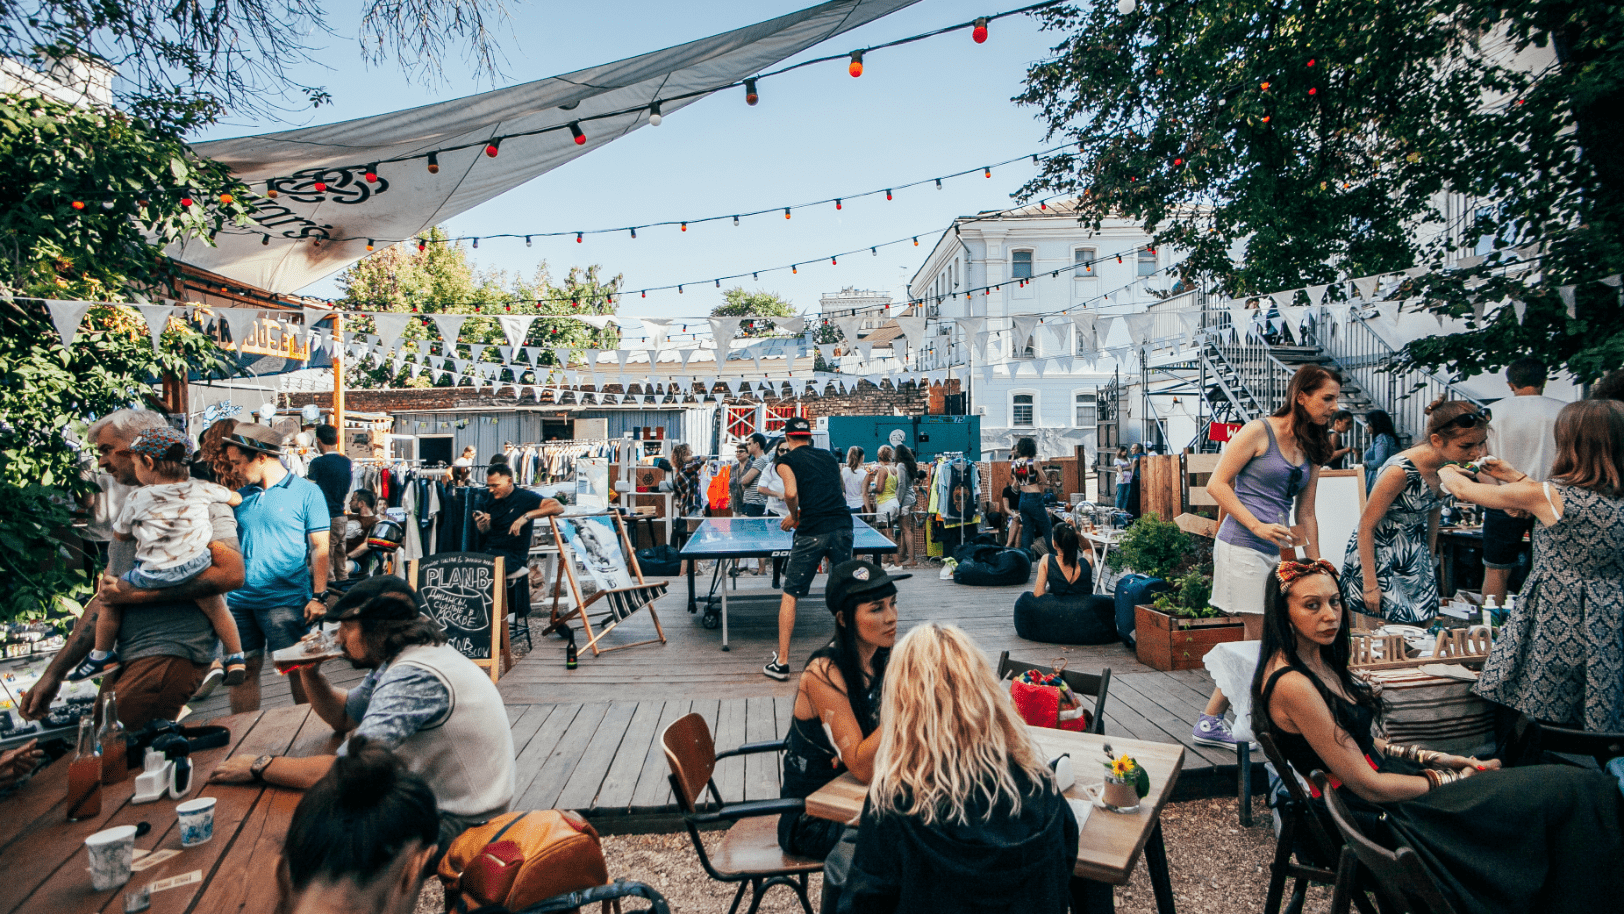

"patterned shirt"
[340, 657, 453, 753]
[113, 480, 236, 570]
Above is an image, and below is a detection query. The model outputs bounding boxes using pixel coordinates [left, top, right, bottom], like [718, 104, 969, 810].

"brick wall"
[285, 378, 962, 417]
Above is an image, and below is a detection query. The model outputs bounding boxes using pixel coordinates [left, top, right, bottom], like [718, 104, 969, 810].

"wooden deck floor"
[193, 568, 1251, 823]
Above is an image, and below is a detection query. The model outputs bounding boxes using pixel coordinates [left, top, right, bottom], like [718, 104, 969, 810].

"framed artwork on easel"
[546, 511, 668, 658]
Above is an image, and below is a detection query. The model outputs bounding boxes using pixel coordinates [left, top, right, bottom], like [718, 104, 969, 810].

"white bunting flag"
[497, 315, 536, 351]
[432, 314, 466, 347]
[133, 304, 174, 352]
[1011, 315, 1042, 353]
[777, 315, 806, 334]
[1558, 285, 1577, 318]
[640, 318, 670, 351]
[371, 312, 412, 357]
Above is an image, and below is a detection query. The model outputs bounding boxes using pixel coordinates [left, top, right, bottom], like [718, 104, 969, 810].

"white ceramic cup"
[176, 796, 217, 847]
[85, 825, 138, 891]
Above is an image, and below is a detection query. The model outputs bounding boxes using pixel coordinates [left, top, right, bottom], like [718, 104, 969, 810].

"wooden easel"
[547, 512, 668, 658]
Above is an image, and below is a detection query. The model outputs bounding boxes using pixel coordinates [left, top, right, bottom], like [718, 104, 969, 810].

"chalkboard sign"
[408, 553, 506, 682]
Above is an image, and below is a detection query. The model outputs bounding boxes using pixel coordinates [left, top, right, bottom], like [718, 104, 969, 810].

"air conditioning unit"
[976, 405, 988, 416]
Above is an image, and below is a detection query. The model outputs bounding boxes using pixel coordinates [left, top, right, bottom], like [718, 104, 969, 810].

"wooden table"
[805, 727, 1184, 913]
[0, 705, 338, 914]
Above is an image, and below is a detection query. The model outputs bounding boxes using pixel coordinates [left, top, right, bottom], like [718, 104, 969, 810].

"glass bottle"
[99, 694, 128, 784]
[565, 629, 578, 670]
[66, 714, 102, 820]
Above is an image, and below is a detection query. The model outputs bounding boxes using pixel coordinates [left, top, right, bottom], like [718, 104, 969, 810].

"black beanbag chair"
[635, 544, 682, 577]
[953, 546, 1032, 587]
[1014, 593, 1119, 645]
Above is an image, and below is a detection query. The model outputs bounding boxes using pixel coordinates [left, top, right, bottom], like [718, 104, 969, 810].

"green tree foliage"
[1018, 0, 1624, 383]
[335, 227, 623, 388]
[712, 287, 799, 338]
[0, 93, 238, 621]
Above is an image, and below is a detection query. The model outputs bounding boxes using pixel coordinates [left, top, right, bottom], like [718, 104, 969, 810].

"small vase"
[1101, 775, 1141, 814]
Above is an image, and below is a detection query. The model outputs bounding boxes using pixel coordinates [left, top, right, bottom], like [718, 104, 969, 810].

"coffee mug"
[176, 797, 216, 847]
[85, 822, 150, 891]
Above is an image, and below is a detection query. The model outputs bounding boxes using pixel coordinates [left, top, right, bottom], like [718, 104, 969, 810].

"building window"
[1012, 250, 1034, 280]
[1074, 248, 1096, 276]
[1074, 392, 1097, 428]
[1137, 248, 1158, 277]
[1012, 393, 1035, 427]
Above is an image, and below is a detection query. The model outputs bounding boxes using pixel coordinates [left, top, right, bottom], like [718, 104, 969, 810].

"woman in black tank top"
[1250, 559, 1624, 914]
[777, 560, 905, 860]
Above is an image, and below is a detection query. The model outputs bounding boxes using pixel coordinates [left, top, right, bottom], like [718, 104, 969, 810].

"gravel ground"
[417, 794, 1336, 914]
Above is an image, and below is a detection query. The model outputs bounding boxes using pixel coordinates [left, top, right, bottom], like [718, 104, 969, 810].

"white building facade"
[906, 202, 1180, 459]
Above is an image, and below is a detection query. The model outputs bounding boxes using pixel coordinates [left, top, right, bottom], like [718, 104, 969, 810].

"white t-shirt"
[840, 465, 868, 509]
[759, 461, 788, 516]
[1486, 394, 1566, 482]
[113, 480, 236, 570]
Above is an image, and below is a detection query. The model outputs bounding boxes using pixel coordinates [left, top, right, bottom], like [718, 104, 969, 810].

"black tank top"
[1259, 666, 1378, 785]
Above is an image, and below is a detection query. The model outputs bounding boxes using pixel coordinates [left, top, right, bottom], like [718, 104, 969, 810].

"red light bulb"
[71, 200, 84, 209]
[1174, 158, 1183, 165]
[576, 233, 583, 243]
[365, 164, 378, 182]
[744, 78, 758, 106]
[181, 197, 193, 207]
[313, 181, 327, 193]
[569, 121, 585, 145]
[848, 51, 863, 77]
[784, 208, 791, 219]
[427, 152, 440, 174]
[1307, 59, 1316, 67]
[885, 189, 893, 200]
[1308, 87, 1317, 95]
[972, 18, 988, 43]
[835, 199, 842, 210]
[486, 140, 500, 157]
[680, 222, 687, 232]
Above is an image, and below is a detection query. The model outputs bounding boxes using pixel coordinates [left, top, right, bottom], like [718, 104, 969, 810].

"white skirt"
[1209, 537, 1277, 615]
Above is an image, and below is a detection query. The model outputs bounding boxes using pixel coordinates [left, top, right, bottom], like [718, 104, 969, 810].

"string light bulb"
[485, 139, 501, 157]
[831, 256, 837, 265]
[1116, 0, 1135, 13]
[427, 152, 440, 174]
[913, 237, 919, 245]
[936, 178, 943, 190]
[972, 17, 988, 43]
[569, 121, 585, 145]
[70, 199, 85, 210]
[680, 222, 687, 232]
[848, 51, 864, 77]
[262, 234, 270, 246]
[835, 199, 842, 210]
[648, 99, 663, 126]
[984, 166, 992, 178]
[792, 265, 798, 274]
[630, 227, 637, 239]
[365, 164, 379, 182]
[419, 239, 427, 252]
[744, 78, 759, 105]
[313, 180, 327, 193]
[576, 232, 583, 243]
[366, 239, 375, 251]
[266, 185, 278, 198]
[733, 215, 740, 226]
[784, 207, 791, 219]
[885, 189, 893, 200]
[472, 237, 479, 248]
[526, 236, 532, 247]
[871, 247, 877, 256]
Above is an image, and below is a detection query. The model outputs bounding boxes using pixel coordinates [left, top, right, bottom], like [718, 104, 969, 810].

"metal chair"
[995, 651, 1110, 734]
[1255, 732, 1375, 914]
[1505, 713, 1624, 768]
[661, 713, 819, 914]
[1311, 771, 1461, 914]
[515, 879, 671, 914]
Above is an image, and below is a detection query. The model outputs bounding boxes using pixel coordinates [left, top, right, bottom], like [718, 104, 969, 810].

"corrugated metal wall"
[391, 406, 717, 462]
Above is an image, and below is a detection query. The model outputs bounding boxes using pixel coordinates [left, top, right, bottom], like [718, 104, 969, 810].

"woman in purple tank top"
[1192, 364, 1342, 750]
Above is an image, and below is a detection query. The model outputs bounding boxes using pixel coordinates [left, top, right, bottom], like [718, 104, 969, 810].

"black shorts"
[1481, 507, 1534, 569]
[781, 528, 854, 598]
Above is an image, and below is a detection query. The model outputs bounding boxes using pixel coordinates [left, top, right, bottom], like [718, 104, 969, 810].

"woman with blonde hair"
[839, 623, 1077, 914]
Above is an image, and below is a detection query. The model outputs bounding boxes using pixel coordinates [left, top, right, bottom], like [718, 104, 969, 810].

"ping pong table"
[678, 516, 897, 650]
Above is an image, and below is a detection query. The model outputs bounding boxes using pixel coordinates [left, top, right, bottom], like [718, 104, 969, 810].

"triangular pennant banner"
[1011, 314, 1042, 353]
[133, 304, 174, 352]
[432, 314, 467, 347]
[219, 308, 260, 352]
[640, 318, 671, 351]
[709, 319, 739, 364]
[301, 306, 329, 342]
[1558, 285, 1577, 318]
[497, 315, 536, 351]
[777, 315, 806, 334]
[371, 312, 412, 357]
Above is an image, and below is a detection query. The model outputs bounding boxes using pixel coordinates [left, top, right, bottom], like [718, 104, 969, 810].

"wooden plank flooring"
[187, 567, 1252, 820]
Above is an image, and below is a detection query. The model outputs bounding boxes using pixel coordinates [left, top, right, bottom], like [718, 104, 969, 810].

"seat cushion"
[711, 816, 823, 878]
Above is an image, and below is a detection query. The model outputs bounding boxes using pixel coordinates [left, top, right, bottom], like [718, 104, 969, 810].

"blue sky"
[197, 1, 1072, 317]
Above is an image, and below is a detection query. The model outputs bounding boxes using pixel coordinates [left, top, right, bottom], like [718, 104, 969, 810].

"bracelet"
[1513, 474, 1529, 482]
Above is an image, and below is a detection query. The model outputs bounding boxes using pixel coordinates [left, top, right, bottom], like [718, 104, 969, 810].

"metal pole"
[332, 312, 345, 437]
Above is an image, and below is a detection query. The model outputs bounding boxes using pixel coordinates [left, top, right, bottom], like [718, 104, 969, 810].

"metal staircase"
[1196, 298, 1473, 452]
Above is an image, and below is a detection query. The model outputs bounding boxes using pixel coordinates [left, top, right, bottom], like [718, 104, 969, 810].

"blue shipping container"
[823, 415, 980, 462]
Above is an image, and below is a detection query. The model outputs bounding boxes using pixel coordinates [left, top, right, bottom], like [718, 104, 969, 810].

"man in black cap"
[764, 415, 854, 680]
[211, 576, 515, 846]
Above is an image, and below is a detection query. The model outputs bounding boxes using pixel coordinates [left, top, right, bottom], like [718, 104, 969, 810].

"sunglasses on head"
[1444, 408, 1491, 430]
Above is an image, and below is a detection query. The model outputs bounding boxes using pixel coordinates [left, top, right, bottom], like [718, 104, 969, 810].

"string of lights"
[220, 143, 1081, 249]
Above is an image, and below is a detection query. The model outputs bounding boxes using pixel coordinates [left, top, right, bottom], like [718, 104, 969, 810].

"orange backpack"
[438, 810, 609, 912]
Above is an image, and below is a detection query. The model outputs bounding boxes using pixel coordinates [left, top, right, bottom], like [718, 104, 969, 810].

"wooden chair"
[1311, 771, 1461, 914]
[995, 651, 1110, 735]
[1505, 714, 1624, 768]
[661, 713, 820, 914]
[547, 514, 669, 658]
[1255, 733, 1375, 914]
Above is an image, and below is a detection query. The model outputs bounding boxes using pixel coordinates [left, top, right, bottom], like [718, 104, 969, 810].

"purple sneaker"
[1192, 713, 1254, 750]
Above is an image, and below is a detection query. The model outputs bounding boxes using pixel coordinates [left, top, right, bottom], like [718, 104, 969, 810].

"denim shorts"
[229, 602, 310, 655]
[122, 550, 212, 589]
[781, 528, 854, 598]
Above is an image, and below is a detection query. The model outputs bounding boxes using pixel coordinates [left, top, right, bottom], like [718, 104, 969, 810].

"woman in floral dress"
[1443, 399, 1624, 731]
[1342, 399, 1487, 625]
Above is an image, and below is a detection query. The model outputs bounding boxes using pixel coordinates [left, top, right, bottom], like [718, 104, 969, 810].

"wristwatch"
[250, 755, 275, 782]
[311, 591, 331, 603]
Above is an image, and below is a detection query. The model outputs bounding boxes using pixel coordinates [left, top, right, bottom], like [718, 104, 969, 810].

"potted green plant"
[1108, 517, 1244, 670]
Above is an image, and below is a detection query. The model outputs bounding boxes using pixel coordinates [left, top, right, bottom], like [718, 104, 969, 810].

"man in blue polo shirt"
[222, 424, 331, 713]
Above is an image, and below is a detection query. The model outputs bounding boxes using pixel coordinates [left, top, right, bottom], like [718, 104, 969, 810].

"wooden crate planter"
[1135, 604, 1246, 671]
